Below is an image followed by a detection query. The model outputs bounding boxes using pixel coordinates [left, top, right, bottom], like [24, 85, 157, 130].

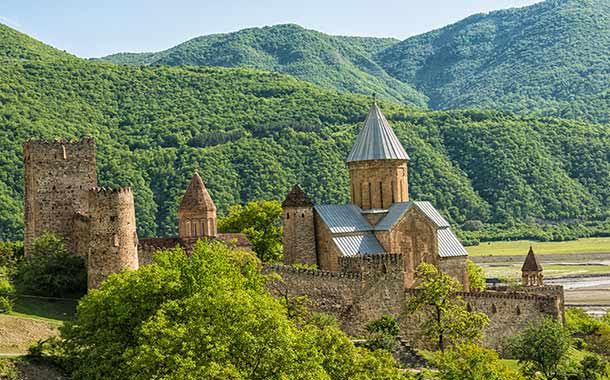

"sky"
[1, 0, 542, 58]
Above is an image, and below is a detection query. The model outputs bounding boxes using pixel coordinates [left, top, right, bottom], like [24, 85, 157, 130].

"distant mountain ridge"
[99, 0, 610, 124]
[100, 24, 428, 107]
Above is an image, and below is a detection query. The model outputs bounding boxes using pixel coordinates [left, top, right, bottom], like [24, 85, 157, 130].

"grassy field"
[483, 263, 610, 280]
[0, 296, 77, 356]
[467, 237, 610, 257]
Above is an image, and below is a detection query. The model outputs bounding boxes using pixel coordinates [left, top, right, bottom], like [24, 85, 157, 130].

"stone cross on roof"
[346, 102, 409, 162]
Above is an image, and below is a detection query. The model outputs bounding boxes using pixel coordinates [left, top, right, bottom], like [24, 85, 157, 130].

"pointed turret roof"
[521, 246, 542, 272]
[178, 172, 216, 213]
[347, 102, 409, 162]
[282, 184, 313, 208]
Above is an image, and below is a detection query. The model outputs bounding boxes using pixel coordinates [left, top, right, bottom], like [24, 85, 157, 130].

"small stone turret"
[178, 172, 217, 240]
[282, 184, 317, 266]
[86, 187, 139, 289]
[522, 246, 543, 286]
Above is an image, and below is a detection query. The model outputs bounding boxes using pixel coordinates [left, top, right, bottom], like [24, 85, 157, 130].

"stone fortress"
[23, 139, 249, 288]
[23, 102, 564, 348]
[273, 102, 565, 348]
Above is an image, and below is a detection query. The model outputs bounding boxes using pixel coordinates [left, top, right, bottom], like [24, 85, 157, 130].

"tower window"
[286, 213, 290, 219]
[302, 213, 305, 218]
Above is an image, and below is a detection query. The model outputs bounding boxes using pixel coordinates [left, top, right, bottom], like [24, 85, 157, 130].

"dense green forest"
[100, 0, 610, 124]
[0, 22, 609, 242]
[99, 24, 427, 107]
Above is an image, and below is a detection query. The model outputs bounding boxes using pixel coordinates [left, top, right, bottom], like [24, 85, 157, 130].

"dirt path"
[0, 315, 60, 355]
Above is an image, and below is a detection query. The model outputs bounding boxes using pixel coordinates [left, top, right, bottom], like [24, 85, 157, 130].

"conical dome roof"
[178, 172, 216, 213]
[347, 103, 409, 162]
[282, 184, 313, 208]
[521, 246, 543, 272]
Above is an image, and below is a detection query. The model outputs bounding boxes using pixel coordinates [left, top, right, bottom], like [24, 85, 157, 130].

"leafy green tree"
[432, 343, 524, 380]
[363, 315, 400, 352]
[507, 317, 571, 380]
[466, 260, 486, 291]
[15, 234, 86, 297]
[218, 200, 283, 262]
[59, 240, 407, 379]
[405, 263, 489, 351]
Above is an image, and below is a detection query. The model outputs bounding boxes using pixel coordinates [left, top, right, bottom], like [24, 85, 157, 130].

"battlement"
[338, 253, 404, 273]
[89, 187, 133, 194]
[265, 264, 363, 280]
[24, 137, 95, 147]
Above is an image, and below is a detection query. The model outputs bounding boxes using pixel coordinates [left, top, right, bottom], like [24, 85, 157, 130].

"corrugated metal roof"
[437, 228, 468, 257]
[332, 233, 386, 257]
[314, 204, 372, 234]
[414, 201, 450, 228]
[347, 103, 409, 162]
[375, 202, 412, 231]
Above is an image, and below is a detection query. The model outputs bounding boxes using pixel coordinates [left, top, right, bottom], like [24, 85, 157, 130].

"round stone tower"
[347, 103, 409, 210]
[86, 187, 139, 289]
[282, 184, 317, 266]
[178, 172, 217, 240]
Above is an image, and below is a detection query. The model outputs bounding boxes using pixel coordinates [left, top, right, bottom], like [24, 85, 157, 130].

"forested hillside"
[377, 0, 610, 123]
[100, 0, 610, 124]
[99, 24, 428, 107]
[0, 22, 609, 242]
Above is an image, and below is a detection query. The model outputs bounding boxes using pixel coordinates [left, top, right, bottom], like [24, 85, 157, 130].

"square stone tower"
[23, 139, 97, 255]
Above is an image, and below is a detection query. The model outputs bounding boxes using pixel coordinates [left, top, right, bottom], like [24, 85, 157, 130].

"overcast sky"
[1, 0, 542, 58]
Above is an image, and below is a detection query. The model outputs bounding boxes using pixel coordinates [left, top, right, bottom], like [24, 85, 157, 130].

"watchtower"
[23, 138, 96, 255]
[522, 246, 543, 286]
[86, 187, 139, 289]
[282, 184, 317, 266]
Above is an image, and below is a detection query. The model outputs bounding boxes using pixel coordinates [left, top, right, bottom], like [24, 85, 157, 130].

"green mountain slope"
[99, 24, 428, 107]
[376, 0, 610, 123]
[0, 23, 608, 242]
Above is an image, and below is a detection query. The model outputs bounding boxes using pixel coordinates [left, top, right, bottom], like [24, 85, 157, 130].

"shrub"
[467, 260, 486, 291]
[363, 315, 400, 351]
[0, 296, 12, 313]
[15, 234, 86, 297]
[432, 343, 524, 380]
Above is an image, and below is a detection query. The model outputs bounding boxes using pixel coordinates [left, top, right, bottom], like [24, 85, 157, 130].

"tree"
[508, 317, 571, 380]
[15, 233, 86, 297]
[218, 200, 283, 262]
[363, 315, 400, 352]
[467, 260, 486, 291]
[405, 263, 489, 351]
[432, 343, 524, 380]
[58, 240, 407, 379]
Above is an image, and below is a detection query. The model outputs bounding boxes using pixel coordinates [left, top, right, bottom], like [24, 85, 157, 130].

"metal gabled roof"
[437, 228, 468, 257]
[314, 204, 372, 234]
[374, 202, 412, 231]
[332, 233, 386, 257]
[414, 201, 450, 228]
[346, 103, 409, 162]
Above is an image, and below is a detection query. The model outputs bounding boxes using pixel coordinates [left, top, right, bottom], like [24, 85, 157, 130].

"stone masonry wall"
[86, 188, 139, 289]
[24, 139, 97, 255]
[268, 265, 563, 348]
[348, 159, 408, 210]
[315, 213, 341, 271]
[283, 206, 317, 266]
[438, 256, 469, 291]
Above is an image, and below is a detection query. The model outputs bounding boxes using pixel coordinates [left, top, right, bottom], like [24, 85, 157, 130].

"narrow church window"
[391, 180, 395, 203]
[492, 304, 497, 314]
[286, 213, 290, 219]
[301, 213, 305, 218]
[516, 306, 521, 315]
[379, 182, 383, 208]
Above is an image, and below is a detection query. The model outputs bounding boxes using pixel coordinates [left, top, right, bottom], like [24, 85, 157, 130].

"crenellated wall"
[266, 263, 563, 350]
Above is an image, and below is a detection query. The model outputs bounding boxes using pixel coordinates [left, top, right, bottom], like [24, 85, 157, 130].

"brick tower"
[178, 172, 217, 241]
[23, 139, 97, 256]
[282, 184, 317, 266]
[347, 103, 409, 210]
[86, 187, 139, 289]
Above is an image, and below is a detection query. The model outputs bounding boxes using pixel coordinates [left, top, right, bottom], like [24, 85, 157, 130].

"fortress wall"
[268, 264, 563, 347]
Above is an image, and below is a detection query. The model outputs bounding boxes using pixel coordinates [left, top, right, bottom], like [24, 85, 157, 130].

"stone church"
[282, 102, 469, 289]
